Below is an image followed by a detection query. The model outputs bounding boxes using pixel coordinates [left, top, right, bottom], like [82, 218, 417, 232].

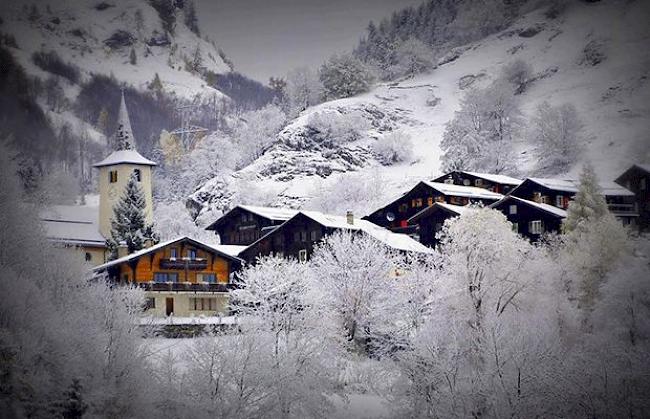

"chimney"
[346, 211, 354, 225]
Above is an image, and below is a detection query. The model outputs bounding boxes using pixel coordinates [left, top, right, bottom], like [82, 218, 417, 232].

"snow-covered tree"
[309, 232, 407, 355]
[305, 110, 370, 147]
[0, 141, 159, 417]
[319, 53, 375, 100]
[285, 66, 323, 116]
[440, 82, 522, 174]
[529, 102, 584, 176]
[563, 163, 609, 233]
[154, 201, 217, 243]
[232, 104, 286, 167]
[389, 38, 435, 79]
[307, 170, 386, 217]
[372, 131, 414, 164]
[107, 171, 156, 257]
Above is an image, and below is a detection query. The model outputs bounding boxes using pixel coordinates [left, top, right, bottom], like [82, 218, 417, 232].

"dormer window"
[109, 170, 118, 183]
[133, 169, 141, 182]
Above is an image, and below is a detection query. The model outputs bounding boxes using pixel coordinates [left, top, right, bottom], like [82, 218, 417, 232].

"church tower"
[94, 90, 156, 239]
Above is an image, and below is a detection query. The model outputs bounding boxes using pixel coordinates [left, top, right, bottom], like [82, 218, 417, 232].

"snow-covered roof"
[93, 150, 157, 167]
[635, 164, 650, 173]
[408, 202, 472, 223]
[93, 236, 243, 271]
[210, 244, 247, 257]
[491, 196, 568, 218]
[238, 205, 299, 221]
[461, 171, 523, 186]
[524, 178, 634, 196]
[41, 205, 106, 247]
[422, 181, 504, 200]
[298, 211, 433, 254]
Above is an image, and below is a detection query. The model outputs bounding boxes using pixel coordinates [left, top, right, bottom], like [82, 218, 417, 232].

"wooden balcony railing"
[159, 258, 208, 270]
[138, 282, 237, 293]
[608, 203, 637, 214]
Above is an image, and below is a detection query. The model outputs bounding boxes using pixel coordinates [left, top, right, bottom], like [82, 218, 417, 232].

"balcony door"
[165, 298, 174, 316]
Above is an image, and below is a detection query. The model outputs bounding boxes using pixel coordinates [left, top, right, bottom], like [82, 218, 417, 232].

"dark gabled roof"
[615, 164, 650, 183]
[408, 202, 471, 224]
[92, 236, 243, 272]
[206, 205, 298, 231]
[490, 195, 567, 218]
[509, 178, 634, 198]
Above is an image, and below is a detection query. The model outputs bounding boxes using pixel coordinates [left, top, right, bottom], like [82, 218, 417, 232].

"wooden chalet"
[407, 202, 471, 247]
[509, 177, 638, 226]
[93, 237, 244, 317]
[363, 180, 503, 232]
[615, 164, 650, 231]
[239, 210, 432, 263]
[490, 195, 567, 240]
[206, 205, 298, 245]
[432, 171, 522, 194]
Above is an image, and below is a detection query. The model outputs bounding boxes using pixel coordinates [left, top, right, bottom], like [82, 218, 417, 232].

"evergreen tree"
[96, 107, 110, 136]
[60, 379, 87, 419]
[106, 171, 156, 258]
[563, 163, 610, 233]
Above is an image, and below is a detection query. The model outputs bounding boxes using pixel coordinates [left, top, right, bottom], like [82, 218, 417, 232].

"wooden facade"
[206, 205, 297, 246]
[364, 181, 502, 231]
[238, 213, 329, 263]
[490, 196, 566, 241]
[509, 178, 638, 226]
[431, 171, 521, 194]
[407, 203, 465, 248]
[615, 164, 650, 231]
[95, 237, 243, 316]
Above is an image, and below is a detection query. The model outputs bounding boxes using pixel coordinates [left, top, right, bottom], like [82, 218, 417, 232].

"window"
[398, 203, 408, 213]
[463, 179, 471, 186]
[529, 220, 543, 235]
[427, 197, 434, 206]
[190, 297, 217, 311]
[154, 272, 178, 283]
[248, 213, 254, 221]
[444, 177, 454, 184]
[169, 248, 177, 259]
[415, 198, 423, 207]
[294, 232, 300, 243]
[411, 199, 417, 208]
[310, 230, 320, 241]
[298, 249, 308, 263]
[512, 222, 519, 232]
[133, 169, 141, 182]
[475, 179, 483, 186]
[555, 195, 564, 208]
[85, 252, 92, 262]
[197, 273, 216, 283]
[641, 178, 647, 190]
[187, 249, 197, 259]
[532, 192, 542, 203]
[144, 298, 155, 310]
[509, 205, 517, 215]
[109, 170, 118, 183]
[300, 231, 308, 242]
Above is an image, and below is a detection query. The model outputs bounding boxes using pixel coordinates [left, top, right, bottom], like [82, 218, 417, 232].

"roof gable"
[408, 202, 472, 224]
[491, 195, 567, 218]
[206, 205, 299, 231]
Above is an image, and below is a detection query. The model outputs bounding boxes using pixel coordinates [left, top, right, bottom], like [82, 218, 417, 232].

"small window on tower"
[109, 170, 118, 183]
[133, 169, 141, 182]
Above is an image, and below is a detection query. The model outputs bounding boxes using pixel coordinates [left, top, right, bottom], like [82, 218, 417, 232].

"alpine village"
[39, 92, 649, 321]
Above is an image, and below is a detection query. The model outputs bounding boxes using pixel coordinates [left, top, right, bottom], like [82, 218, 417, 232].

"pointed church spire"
[115, 88, 135, 151]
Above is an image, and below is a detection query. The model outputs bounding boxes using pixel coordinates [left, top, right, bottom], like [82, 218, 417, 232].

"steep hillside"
[0, 0, 229, 99]
[189, 0, 650, 223]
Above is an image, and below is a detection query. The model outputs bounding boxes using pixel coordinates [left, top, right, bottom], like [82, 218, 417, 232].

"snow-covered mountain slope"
[191, 0, 649, 222]
[0, 0, 229, 99]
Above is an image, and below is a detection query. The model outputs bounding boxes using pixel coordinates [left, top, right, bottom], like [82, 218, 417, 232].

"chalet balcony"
[608, 203, 637, 215]
[138, 282, 237, 293]
[159, 258, 208, 270]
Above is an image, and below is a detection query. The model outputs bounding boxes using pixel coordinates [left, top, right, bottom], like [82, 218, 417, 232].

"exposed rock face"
[146, 31, 171, 47]
[104, 30, 136, 48]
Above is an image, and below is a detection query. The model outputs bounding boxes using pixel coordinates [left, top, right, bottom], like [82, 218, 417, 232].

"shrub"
[306, 110, 370, 146]
[319, 54, 374, 100]
[32, 50, 80, 83]
[372, 131, 414, 164]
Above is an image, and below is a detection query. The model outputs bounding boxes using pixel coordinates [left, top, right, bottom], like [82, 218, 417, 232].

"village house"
[490, 195, 567, 241]
[615, 164, 650, 231]
[92, 237, 243, 317]
[205, 205, 298, 245]
[407, 202, 471, 247]
[363, 180, 503, 232]
[508, 177, 638, 226]
[238, 210, 432, 263]
[431, 170, 522, 194]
